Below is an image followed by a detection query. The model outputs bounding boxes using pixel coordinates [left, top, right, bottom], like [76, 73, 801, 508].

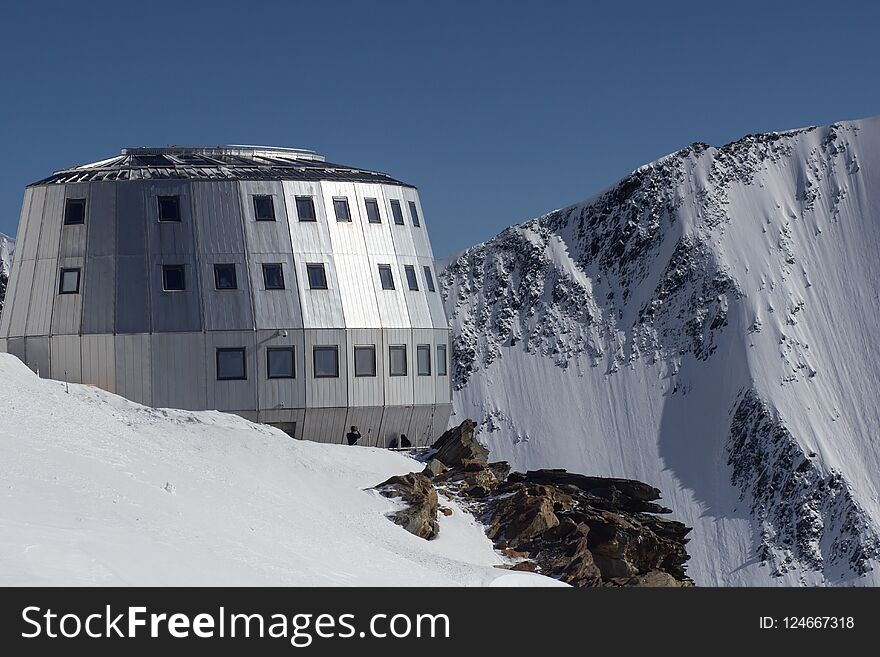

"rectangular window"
[267, 346, 295, 379]
[417, 344, 432, 376]
[253, 195, 276, 221]
[404, 265, 419, 291]
[437, 344, 448, 376]
[306, 263, 328, 289]
[389, 345, 407, 377]
[162, 265, 185, 291]
[423, 266, 436, 292]
[390, 199, 404, 225]
[313, 345, 339, 378]
[58, 268, 81, 294]
[333, 197, 351, 222]
[354, 345, 376, 377]
[213, 263, 237, 290]
[262, 263, 285, 290]
[365, 198, 381, 223]
[408, 200, 420, 227]
[158, 195, 181, 222]
[216, 347, 247, 380]
[64, 198, 86, 225]
[378, 264, 395, 290]
[296, 196, 316, 221]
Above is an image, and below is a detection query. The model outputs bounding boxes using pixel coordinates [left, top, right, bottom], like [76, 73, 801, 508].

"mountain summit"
[441, 116, 880, 586]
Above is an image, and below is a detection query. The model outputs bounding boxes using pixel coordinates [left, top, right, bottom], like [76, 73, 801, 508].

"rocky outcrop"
[375, 420, 693, 586]
[373, 472, 439, 540]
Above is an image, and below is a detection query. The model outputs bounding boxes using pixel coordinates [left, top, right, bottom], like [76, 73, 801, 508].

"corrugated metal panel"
[50, 256, 85, 335]
[115, 333, 152, 405]
[50, 334, 82, 382]
[5, 257, 34, 337]
[86, 182, 117, 257]
[383, 328, 414, 406]
[145, 180, 196, 255]
[17, 186, 45, 262]
[407, 405, 436, 447]
[301, 407, 348, 444]
[192, 182, 245, 254]
[377, 405, 414, 449]
[398, 258, 433, 329]
[81, 334, 116, 392]
[24, 336, 49, 376]
[295, 253, 346, 328]
[81, 255, 115, 333]
[149, 256, 203, 332]
[283, 181, 333, 253]
[205, 330, 258, 411]
[347, 328, 384, 408]
[256, 328, 306, 413]
[150, 332, 207, 410]
[25, 259, 57, 336]
[412, 328, 435, 405]
[343, 406, 385, 446]
[248, 253, 303, 329]
[304, 328, 347, 408]
[201, 254, 255, 330]
[239, 181, 293, 254]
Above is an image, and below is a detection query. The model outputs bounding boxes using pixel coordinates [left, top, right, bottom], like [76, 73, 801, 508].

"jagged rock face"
[373, 473, 439, 540]
[442, 117, 880, 585]
[429, 419, 489, 469]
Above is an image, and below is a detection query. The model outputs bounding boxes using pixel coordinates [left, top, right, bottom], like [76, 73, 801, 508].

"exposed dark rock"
[430, 419, 489, 468]
[421, 458, 448, 478]
[373, 473, 439, 540]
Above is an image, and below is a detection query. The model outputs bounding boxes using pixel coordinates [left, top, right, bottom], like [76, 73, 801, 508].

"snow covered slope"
[0, 354, 561, 587]
[442, 116, 880, 586]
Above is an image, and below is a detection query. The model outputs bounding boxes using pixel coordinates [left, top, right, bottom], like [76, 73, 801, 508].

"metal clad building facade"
[0, 146, 452, 445]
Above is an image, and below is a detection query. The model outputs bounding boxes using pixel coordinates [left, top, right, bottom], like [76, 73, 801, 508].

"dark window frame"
[157, 195, 181, 222]
[353, 345, 377, 377]
[408, 200, 420, 227]
[417, 344, 432, 376]
[404, 265, 419, 291]
[296, 195, 317, 222]
[58, 267, 81, 294]
[365, 198, 381, 224]
[333, 196, 351, 222]
[253, 195, 276, 222]
[313, 345, 340, 378]
[389, 345, 408, 377]
[423, 265, 436, 292]
[306, 263, 328, 290]
[378, 264, 395, 290]
[262, 263, 285, 290]
[390, 199, 404, 225]
[437, 344, 448, 377]
[267, 346, 296, 379]
[213, 263, 238, 290]
[216, 347, 247, 381]
[162, 265, 186, 292]
[63, 198, 86, 225]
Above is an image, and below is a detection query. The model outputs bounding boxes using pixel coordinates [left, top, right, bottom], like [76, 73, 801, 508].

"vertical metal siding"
[149, 256, 203, 332]
[36, 185, 65, 260]
[24, 336, 50, 376]
[86, 182, 117, 256]
[282, 181, 333, 253]
[50, 334, 82, 382]
[150, 332, 207, 410]
[6, 337, 25, 362]
[347, 328, 384, 407]
[434, 328, 452, 404]
[191, 182, 246, 254]
[81, 255, 116, 333]
[382, 328, 414, 406]
[304, 328, 347, 408]
[412, 328, 435, 405]
[201, 254, 255, 330]
[115, 333, 152, 405]
[398, 257, 433, 329]
[81, 334, 116, 392]
[6, 258, 36, 337]
[205, 331, 258, 411]
[25, 258, 57, 336]
[50, 256, 85, 335]
[248, 253, 303, 329]
[239, 181, 293, 254]
[18, 186, 46, 262]
[0, 188, 31, 336]
[343, 406, 385, 446]
[407, 405, 436, 447]
[295, 253, 346, 328]
[57, 183, 89, 259]
[256, 328, 306, 412]
[377, 406, 414, 449]
[145, 181, 196, 255]
[301, 407, 349, 444]
[115, 182, 151, 333]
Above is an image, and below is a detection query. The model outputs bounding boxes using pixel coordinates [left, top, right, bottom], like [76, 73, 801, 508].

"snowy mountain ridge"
[442, 116, 880, 586]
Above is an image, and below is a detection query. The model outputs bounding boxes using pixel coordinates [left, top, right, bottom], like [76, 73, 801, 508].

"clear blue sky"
[1, 0, 878, 256]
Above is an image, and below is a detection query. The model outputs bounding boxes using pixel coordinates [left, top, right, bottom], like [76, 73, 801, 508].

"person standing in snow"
[346, 426, 362, 446]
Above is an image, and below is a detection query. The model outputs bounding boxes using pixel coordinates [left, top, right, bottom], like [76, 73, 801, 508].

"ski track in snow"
[0, 355, 564, 587]
[442, 116, 880, 586]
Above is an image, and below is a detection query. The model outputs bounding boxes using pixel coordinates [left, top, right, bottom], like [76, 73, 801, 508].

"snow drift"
[0, 354, 561, 587]
[442, 116, 880, 586]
